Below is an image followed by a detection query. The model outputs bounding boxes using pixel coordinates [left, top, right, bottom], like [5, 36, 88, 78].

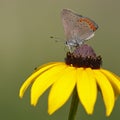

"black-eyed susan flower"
[19, 44, 120, 119]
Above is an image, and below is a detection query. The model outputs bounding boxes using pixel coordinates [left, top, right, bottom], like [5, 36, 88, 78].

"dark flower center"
[65, 44, 102, 69]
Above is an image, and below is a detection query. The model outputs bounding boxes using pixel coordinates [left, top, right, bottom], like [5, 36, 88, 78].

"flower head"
[19, 44, 120, 116]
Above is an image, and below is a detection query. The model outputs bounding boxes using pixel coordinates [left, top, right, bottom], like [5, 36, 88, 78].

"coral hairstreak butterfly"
[61, 9, 98, 50]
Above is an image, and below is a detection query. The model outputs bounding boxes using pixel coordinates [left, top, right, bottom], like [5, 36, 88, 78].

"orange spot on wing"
[78, 18, 83, 22]
[77, 18, 97, 31]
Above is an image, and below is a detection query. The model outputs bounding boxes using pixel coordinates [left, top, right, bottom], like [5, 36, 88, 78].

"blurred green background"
[0, 0, 120, 120]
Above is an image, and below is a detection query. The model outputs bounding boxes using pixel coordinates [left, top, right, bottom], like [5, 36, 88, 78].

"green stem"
[68, 87, 79, 120]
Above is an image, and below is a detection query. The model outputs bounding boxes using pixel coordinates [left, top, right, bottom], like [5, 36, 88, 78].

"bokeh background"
[0, 0, 120, 120]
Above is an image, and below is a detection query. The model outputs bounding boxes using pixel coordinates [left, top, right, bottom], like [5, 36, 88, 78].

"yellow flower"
[19, 44, 120, 117]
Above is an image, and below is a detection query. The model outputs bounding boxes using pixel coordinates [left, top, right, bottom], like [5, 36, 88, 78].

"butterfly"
[61, 9, 98, 50]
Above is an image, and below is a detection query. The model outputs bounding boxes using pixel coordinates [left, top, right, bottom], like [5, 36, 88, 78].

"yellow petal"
[93, 70, 115, 116]
[19, 62, 64, 98]
[100, 69, 120, 98]
[77, 68, 97, 114]
[34, 62, 64, 72]
[48, 67, 76, 115]
[31, 63, 67, 106]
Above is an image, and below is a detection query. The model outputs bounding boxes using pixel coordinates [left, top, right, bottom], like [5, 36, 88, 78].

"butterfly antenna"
[50, 36, 64, 43]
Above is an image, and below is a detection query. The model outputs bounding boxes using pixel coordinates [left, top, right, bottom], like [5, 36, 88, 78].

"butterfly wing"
[61, 9, 98, 46]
